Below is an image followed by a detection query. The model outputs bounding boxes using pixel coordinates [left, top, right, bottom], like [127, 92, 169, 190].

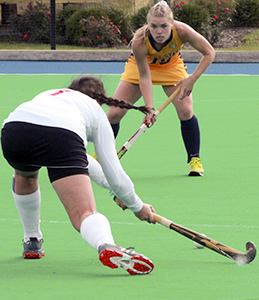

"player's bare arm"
[132, 40, 157, 127]
[174, 21, 215, 100]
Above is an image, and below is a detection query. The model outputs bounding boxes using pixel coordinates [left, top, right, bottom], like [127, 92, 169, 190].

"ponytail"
[69, 76, 150, 115]
[90, 92, 150, 115]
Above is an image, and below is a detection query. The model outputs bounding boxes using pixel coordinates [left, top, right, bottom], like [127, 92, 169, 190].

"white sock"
[12, 188, 43, 242]
[80, 212, 115, 251]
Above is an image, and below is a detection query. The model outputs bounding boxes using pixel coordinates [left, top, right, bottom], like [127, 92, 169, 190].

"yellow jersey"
[121, 25, 188, 85]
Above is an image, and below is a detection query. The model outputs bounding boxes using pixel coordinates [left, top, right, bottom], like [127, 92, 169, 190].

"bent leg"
[12, 170, 43, 243]
[51, 174, 115, 251]
[51, 174, 96, 232]
[163, 85, 193, 121]
[163, 86, 201, 163]
[14, 170, 39, 195]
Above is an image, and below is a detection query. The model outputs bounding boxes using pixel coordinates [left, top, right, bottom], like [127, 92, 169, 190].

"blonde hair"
[131, 1, 174, 44]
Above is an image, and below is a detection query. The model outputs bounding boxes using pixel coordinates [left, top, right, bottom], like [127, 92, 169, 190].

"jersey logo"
[50, 89, 71, 96]
[149, 49, 180, 65]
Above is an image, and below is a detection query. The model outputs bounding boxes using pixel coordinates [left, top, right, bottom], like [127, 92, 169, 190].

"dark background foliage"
[7, 0, 259, 47]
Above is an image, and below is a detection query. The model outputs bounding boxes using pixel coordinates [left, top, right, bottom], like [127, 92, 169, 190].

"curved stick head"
[245, 242, 257, 264]
[234, 242, 256, 264]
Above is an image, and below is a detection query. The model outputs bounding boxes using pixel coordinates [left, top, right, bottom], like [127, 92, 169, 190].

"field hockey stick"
[117, 86, 181, 159]
[153, 213, 256, 264]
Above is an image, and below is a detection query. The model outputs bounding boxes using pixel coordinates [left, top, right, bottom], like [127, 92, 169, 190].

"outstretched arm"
[92, 108, 155, 223]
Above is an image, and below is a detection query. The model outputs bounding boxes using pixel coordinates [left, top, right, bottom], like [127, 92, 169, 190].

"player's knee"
[16, 170, 38, 178]
[107, 108, 125, 124]
[177, 107, 193, 120]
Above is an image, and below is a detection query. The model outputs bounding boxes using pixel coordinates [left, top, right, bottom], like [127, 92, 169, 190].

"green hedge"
[173, 3, 210, 32]
[232, 0, 259, 27]
[8, 0, 259, 47]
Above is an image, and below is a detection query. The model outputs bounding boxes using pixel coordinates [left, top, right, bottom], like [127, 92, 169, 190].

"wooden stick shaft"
[153, 213, 250, 262]
[117, 86, 181, 159]
[155, 86, 181, 116]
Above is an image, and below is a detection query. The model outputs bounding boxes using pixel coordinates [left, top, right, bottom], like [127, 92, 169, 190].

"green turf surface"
[0, 74, 258, 300]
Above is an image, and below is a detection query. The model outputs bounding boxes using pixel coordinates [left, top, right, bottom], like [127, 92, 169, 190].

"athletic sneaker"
[22, 237, 45, 259]
[98, 243, 154, 275]
[188, 157, 204, 176]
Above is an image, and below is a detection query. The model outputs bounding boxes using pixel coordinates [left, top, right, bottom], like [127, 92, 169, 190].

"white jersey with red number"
[3, 89, 143, 213]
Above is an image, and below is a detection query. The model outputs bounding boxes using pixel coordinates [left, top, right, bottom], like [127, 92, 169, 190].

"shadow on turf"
[0, 256, 133, 278]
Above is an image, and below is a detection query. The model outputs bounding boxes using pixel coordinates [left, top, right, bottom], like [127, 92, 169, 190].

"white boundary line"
[0, 218, 258, 229]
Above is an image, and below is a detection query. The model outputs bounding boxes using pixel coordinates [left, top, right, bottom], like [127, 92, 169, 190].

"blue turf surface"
[1, 60, 259, 75]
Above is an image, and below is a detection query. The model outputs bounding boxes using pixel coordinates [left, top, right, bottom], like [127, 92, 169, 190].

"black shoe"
[22, 237, 45, 259]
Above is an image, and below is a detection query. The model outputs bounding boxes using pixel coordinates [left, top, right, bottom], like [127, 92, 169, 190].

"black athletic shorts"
[1, 122, 89, 182]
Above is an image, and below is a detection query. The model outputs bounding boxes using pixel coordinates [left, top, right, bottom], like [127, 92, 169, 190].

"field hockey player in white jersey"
[1, 76, 155, 275]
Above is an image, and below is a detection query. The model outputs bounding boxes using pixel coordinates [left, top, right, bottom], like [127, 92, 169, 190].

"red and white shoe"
[22, 237, 45, 259]
[99, 243, 154, 275]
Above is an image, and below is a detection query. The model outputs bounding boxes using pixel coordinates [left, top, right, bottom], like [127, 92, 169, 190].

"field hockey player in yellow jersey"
[107, 1, 215, 176]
